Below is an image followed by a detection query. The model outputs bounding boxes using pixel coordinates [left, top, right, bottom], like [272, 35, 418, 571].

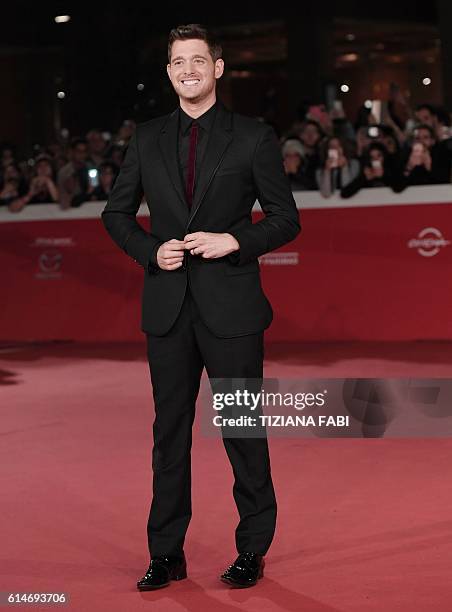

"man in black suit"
[101, 23, 301, 590]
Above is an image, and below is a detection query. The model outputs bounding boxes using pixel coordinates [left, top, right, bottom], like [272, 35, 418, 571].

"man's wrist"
[225, 233, 240, 253]
[225, 232, 241, 265]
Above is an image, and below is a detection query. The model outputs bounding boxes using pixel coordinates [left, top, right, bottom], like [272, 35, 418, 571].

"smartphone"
[370, 100, 382, 124]
[328, 148, 339, 167]
[88, 168, 99, 188]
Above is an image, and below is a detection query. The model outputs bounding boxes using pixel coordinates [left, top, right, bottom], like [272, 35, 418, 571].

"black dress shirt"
[178, 100, 218, 201]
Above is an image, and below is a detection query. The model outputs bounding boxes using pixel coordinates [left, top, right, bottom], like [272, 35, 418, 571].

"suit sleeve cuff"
[227, 225, 268, 266]
[227, 248, 241, 265]
[147, 241, 163, 274]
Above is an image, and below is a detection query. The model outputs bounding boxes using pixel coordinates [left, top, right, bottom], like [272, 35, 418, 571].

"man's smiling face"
[167, 38, 224, 103]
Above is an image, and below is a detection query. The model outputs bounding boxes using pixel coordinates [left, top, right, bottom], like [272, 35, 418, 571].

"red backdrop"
[1, 186, 451, 342]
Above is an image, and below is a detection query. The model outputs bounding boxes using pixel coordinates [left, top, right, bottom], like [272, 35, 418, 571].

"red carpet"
[2, 340, 452, 611]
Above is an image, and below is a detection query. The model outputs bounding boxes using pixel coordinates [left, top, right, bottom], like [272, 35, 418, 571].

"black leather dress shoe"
[137, 553, 187, 590]
[220, 552, 265, 587]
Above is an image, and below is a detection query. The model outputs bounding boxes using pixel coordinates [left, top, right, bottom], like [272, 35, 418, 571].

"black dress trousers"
[145, 283, 277, 557]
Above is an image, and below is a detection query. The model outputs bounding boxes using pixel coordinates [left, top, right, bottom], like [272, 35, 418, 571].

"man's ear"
[166, 64, 171, 79]
[215, 58, 224, 80]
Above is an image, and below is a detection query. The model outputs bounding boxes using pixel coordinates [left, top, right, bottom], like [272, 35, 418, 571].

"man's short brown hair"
[168, 24, 222, 63]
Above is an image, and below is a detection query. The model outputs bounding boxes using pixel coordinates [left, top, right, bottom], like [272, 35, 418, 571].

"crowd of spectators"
[0, 121, 135, 212]
[1, 92, 452, 213]
[280, 95, 452, 198]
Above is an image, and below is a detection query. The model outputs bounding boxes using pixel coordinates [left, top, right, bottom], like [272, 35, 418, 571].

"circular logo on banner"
[39, 251, 63, 273]
[407, 227, 451, 257]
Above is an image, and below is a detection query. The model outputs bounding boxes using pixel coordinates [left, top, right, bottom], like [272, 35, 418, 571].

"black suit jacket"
[101, 100, 301, 337]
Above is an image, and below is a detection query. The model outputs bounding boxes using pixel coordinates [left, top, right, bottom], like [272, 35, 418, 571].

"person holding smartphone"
[57, 138, 90, 209]
[71, 161, 119, 207]
[341, 142, 396, 198]
[0, 162, 28, 208]
[9, 155, 59, 212]
[396, 124, 451, 188]
[404, 141, 431, 174]
[316, 136, 360, 197]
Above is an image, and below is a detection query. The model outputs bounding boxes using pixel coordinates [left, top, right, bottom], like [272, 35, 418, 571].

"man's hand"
[183, 232, 239, 259]
[156, 238, 186, 270]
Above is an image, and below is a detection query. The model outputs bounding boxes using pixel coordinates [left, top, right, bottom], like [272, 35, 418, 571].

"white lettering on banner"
[407, 227, 450, 257]
[259, 252, 299, 266]
[32, 237, 76, 247]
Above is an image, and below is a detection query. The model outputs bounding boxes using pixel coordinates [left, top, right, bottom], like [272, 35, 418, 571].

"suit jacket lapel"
[157, 100, 234, 226]
[158, 108, 188, 215]
[187, 101, 233, 226]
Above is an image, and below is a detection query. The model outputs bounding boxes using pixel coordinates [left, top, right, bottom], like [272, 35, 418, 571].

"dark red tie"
[186, 121, 198, 209]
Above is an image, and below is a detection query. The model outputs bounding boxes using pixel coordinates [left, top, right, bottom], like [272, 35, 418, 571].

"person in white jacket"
[316, 136, 360, 198]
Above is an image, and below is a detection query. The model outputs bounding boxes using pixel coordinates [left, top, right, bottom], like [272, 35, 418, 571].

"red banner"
[1, 186, 451, 342]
